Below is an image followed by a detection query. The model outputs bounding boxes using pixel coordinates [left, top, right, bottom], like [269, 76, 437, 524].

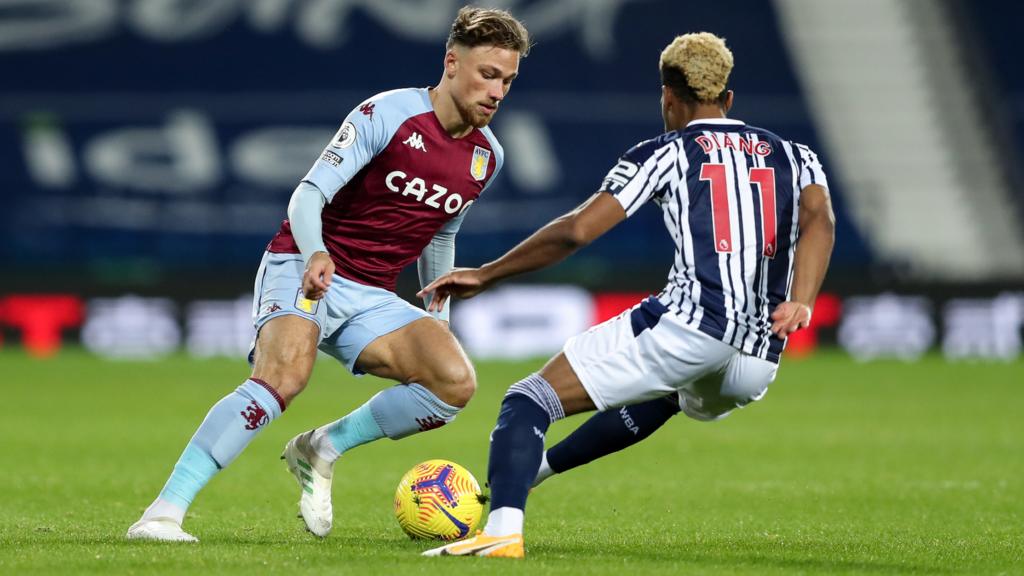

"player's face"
[449, 45, 520, 128]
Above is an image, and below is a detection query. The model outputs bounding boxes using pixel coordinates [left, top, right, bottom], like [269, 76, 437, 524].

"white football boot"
[282, 430, 334, 537]
[125, 518, 198, 543]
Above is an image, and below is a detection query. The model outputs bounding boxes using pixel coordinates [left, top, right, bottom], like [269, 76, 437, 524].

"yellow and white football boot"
[422, 531, 524, 558]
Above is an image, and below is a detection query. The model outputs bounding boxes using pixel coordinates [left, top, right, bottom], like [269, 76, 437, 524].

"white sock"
[484, 506, 524, 536]
[533, 451, 555, 487]
[141, 497, 186, 525]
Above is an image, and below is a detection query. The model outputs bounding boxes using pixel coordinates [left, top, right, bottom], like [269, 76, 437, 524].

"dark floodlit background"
[2, 3, 1022, 574]
[1, 0, 1022, 362]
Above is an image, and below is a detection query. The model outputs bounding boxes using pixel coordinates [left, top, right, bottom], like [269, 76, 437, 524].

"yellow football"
[394, 459, 485, 540]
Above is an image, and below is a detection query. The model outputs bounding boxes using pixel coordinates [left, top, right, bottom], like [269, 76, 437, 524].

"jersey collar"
[686, 118, 745, 127]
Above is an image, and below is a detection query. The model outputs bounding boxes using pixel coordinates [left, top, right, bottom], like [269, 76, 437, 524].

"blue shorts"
[249, 251, 430, 374]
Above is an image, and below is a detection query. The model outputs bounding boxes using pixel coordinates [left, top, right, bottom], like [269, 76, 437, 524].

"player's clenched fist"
[303, 252, 335, 300]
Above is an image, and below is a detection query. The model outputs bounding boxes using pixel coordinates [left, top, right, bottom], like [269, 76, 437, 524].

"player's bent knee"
[252, 353, 314, 404]
[274, 375, 311, 403]
[427, 362, 477, 408]
[250, 372, 309, 405]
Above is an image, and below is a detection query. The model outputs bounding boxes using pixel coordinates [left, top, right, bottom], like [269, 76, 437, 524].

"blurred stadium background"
[1, 0, 1022, 363]
[2, 2, 1022, 573]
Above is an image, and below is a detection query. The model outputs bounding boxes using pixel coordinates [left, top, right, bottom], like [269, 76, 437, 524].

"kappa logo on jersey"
[385, 170, 474, 215]
[294, 289, 319, 314]
[359, 102, 375, 119]
[470, 146, 490, 181]
[403, 132, 427, 152]
[330, 122, 356, 149]
[320, 150, 342, 167]
[601, 160, 640, 192]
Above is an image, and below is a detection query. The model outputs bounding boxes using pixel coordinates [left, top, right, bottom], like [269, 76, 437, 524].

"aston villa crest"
[470, 146, 490, 181]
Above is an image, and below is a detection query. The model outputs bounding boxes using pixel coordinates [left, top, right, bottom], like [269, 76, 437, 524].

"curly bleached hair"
[660, 32, 733, 104]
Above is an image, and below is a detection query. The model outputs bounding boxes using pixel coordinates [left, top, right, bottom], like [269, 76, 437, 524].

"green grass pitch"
[1, 349, 1021, 574]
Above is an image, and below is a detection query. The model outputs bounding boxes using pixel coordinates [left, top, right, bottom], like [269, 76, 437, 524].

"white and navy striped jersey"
[601, 118, 828, 363]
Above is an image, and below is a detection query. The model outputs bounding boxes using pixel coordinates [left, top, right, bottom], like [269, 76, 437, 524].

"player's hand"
[770, 301, 812, 337]
[302, 252, 334, 301]
[417, 268, 488, 312]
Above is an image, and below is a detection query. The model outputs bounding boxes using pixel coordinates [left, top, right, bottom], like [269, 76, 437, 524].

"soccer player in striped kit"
[419, 32, 834, 558]
[127, 7, 530, 542]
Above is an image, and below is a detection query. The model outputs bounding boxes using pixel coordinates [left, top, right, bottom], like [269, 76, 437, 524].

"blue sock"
[311, 383, 458, 461]
[488, 374, 565, 511]
[368, 383, 460, 440]
[321, 402, 384, 456]
[150, 379, 284, 519]
[547, 395, 680, 474]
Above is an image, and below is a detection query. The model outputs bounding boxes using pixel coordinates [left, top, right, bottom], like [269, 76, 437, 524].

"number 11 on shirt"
[699, 163, 777, 257]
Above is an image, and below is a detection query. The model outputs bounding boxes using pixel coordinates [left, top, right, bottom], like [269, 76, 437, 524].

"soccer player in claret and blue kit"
[126, 6, 531, 542]
[419, 32, 835, 558]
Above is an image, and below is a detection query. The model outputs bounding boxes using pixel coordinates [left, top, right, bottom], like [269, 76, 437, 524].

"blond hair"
[660, 32, 733, 104]
[447, 6, 531, 56]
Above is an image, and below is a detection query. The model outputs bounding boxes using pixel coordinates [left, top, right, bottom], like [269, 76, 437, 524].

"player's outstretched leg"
[284, 382, 460, 537]
[533, 394, 680, 486]
[289, 317, 472, 537]
[424, 373, 567, 559]
[126, 378, 286, 542]
[130, 315, 314, 542]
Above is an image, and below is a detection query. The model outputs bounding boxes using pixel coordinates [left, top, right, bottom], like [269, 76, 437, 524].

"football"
[394, 459, 485, 540]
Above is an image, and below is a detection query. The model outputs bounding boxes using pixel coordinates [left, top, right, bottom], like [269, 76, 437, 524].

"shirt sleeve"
[286, 181, 328, 261]
[478, 128, 505, 195]
[416, 212, 467, 322]
[794, 142, 829, 190]
[302, 100, 391, 203]
[600, 141, 658, 218]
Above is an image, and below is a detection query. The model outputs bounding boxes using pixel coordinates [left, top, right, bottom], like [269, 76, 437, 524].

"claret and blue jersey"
[268, 88, 504, 291]
[601, 118, 828, 363]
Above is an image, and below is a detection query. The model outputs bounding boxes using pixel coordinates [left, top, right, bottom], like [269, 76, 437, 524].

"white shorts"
[249, 251, 430, 374]
[564, 296, 778, 421]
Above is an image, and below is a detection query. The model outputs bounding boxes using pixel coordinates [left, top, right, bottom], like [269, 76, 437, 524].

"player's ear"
[661, 85, 673, 109]
[723, 90, 734, 113]
[444, 48, 460, 79]
[662, 85, 679, 115]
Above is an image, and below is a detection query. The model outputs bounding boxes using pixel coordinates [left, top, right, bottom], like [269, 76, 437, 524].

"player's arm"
[478, 191, 625, 283]
[418, 192, 625, 311]
[294, 94, 394, 300]
[419, 142, 656, 310]
[288, 181, 333, 300]
[770, 183, 835, 336]
[417, 213, 464, 324]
